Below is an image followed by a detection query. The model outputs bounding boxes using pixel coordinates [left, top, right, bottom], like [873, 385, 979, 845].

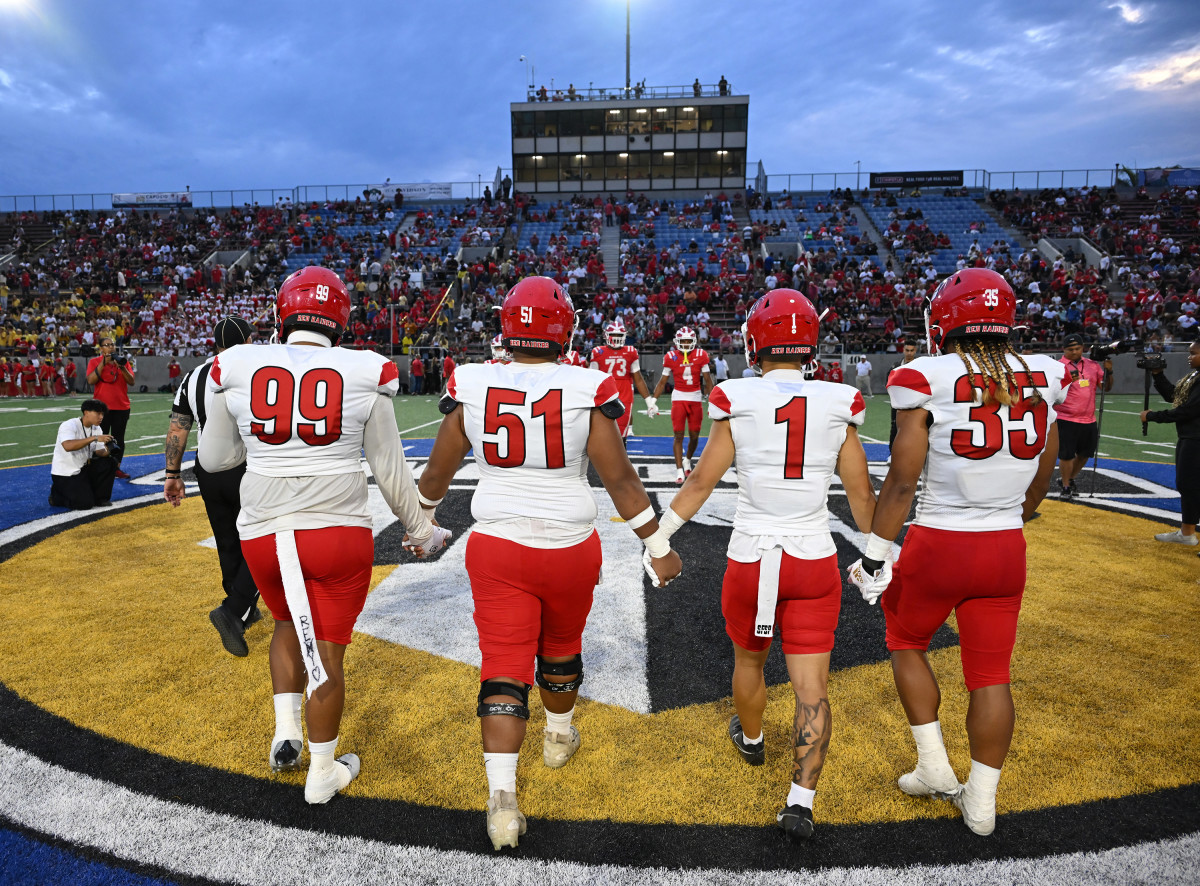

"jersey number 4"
[249, 366, 343, 446]
[950, 372, 1048, 460]
[483, 388, 565, 468]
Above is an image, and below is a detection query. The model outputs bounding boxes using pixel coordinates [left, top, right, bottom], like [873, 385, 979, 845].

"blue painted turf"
[0, 828, 176, 886]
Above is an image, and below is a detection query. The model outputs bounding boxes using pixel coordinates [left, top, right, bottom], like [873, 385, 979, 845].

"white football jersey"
[209, 343, 399, 477]
[887, 352, 1069, 531]
[447, 361, 622, 548]
[708, 369, 865, 554]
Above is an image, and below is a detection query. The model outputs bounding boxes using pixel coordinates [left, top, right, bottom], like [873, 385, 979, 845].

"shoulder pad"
[438, 395, 459, 415]
[599, 399, 625, 420]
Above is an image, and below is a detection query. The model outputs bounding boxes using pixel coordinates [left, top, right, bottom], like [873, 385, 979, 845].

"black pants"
[50, 457, 116, 509]
[101, 408, 130, 465]
[194, 461, 259, 624]
[1177, 437, 1200, 525]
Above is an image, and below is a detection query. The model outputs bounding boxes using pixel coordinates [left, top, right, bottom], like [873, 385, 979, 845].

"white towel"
[275, 529, 328, 698]
[754, 546, 784, 638]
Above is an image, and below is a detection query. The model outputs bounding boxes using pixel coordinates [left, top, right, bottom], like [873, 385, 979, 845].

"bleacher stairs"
[600, 223, 620, 288]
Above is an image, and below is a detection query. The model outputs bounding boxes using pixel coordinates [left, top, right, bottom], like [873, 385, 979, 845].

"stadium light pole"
[625, 0, 630, 95]
[856, 160, 861, 191]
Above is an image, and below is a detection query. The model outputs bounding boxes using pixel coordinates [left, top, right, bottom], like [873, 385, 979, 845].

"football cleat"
[898, 764, 960, 799]
[776, 804, 815, 842]
[675, 469, 685, 485]
[728, 714, 765, 766]
[209, 606, 248, 657]
[543, 725, 581, 769]
[270, 738, 303, 772]
[486, 789, 527, 850]
[304, 753, 360, 805]
[951, 785, 996, 836]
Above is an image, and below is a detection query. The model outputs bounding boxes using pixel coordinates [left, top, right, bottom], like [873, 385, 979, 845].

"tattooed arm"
[163, 410, 193, 507]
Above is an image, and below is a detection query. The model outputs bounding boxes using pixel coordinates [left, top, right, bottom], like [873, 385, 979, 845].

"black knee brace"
[477, 680, 530, 719]
[535, 654, 584, 693]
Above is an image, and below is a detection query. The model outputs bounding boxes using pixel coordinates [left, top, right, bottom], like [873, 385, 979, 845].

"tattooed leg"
[785, 652, 832, 790]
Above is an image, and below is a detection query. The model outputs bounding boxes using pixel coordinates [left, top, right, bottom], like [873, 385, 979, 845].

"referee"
[163, 317, 261, 657]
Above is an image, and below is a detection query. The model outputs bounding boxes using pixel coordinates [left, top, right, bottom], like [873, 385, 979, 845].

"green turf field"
[0, 390, 1178, 471]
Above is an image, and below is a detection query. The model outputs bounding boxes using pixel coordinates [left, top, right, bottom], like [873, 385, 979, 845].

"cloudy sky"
[1, 0, 1198, 199]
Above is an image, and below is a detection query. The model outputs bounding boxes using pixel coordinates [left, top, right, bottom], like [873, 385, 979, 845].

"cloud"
[1109, 2, 1146, 24]
[1118, 42, 1200, 89]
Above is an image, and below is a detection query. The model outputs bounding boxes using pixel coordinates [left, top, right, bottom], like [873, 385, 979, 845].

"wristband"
[418, 491, 443, 508]
[861, 556, 885, 575]
[643, 528, 671, 559]
[864, 532, 892, 562]
[658, 507, 686, 540]
[626, 506, 655, 530]
[164, 470, 182, 477]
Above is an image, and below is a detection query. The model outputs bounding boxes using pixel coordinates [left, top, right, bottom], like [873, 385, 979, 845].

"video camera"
[1090, 339, 1166, 372]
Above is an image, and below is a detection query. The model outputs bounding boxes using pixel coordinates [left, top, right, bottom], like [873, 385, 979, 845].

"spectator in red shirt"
[410, 354, 425, 395]
[86, 336, 136, 479]
[442, 351, 456, 388]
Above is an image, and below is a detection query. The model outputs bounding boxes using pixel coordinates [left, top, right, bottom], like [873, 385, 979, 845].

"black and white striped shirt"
[172, 358, 216, 442]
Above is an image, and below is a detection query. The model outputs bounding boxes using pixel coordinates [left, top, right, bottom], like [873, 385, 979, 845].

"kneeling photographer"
[1139, 340, 1200, 548]
[49, 398, 119, 510]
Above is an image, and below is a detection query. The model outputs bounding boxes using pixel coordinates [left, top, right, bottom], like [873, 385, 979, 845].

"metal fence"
[0, 167, 1135, 215]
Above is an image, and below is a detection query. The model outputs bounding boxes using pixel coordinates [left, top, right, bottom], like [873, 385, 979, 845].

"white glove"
[642, 547, 680, 588]
[645, 397, 659, 418]
[846, 558, 893, 605]
[407, 526, 453, 558]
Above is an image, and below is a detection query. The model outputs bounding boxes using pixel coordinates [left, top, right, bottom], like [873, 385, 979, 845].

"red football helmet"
[490, 334, 510, 362]
[277, 266, 351, 343]
[500, 276, 576, 354]
[743, 289, 820, 366]
[673, 326, 697, 353]
[604, 321, 627, 348]
[925, 268, 1017, 355]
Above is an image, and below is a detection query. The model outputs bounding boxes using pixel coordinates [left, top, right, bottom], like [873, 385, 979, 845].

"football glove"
[645, 397, 659, 418]
[847, 557, 893, 606]
[406, 526, 453, 558]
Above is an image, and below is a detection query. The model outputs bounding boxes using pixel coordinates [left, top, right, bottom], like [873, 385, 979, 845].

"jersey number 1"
[775, 396, 807, 479]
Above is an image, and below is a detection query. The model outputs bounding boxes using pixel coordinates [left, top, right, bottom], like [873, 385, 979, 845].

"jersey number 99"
[249, 366, 344, 446]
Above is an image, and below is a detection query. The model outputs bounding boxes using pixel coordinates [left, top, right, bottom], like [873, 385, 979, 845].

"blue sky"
[1, 0, 1198, 198]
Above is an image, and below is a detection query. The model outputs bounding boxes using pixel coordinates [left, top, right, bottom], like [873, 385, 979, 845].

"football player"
[417, 276, 682, 851]
[848, 268, 1069, 837]
[485, 334, 510, 365]
[559, 327, 588, 367]
[655, 290, 876, 842]
[652, 326, 713, 483]
[198, 267, 450, 806]
[588, 320, 657, 440]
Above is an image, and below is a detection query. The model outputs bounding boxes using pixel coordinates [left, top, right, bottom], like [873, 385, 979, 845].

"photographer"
[1055, 334, 1112, 497]
[1140, 340, 1200, 548]
[86, 337, 135, 480]
[48, 399, 117, 510]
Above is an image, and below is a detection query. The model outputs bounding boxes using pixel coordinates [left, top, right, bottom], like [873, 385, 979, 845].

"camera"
[1090, 338, 1166, 372]
[114, 354, 128, 367]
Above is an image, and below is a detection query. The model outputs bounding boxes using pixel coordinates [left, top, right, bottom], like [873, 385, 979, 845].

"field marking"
[398, 417, 444, 435]
[0, 408, 174, 432]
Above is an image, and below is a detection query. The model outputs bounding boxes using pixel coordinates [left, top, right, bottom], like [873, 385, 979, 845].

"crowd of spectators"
[4, 183, 1198, 381]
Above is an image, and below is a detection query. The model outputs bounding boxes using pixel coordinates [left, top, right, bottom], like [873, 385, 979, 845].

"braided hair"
[1173, 369, 1199, 409]
[951, 338, 1044, 407]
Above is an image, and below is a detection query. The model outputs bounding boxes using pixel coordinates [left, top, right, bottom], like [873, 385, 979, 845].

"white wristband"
[659, 507, 686, 540]
[864, 532, 893, 562]
[626, 506, 655, 530]
[418, 491, 443, 509]
[643, 528, 671, 559]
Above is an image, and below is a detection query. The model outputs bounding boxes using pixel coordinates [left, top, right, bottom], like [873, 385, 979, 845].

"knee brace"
[477, 680, 530, 719]
[535, 654, 583, 693]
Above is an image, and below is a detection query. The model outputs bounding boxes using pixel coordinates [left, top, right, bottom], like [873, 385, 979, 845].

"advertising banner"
[869, 170, 964, 188]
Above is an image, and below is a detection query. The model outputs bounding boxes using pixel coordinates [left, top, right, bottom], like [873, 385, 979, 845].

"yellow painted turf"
[0, 498, 1196, 827]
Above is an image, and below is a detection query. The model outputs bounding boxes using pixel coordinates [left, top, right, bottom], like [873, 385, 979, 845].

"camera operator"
[1140, 340, 1200, 548]
[1055, 334, 1112, 497]
[164, 317, 261, 656]
[86, 336, 135, 480]
[48, 399, 117, 510]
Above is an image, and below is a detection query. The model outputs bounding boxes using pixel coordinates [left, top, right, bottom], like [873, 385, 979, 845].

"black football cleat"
[728, 714, 765, 766]
[777, 804, 815, 842]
